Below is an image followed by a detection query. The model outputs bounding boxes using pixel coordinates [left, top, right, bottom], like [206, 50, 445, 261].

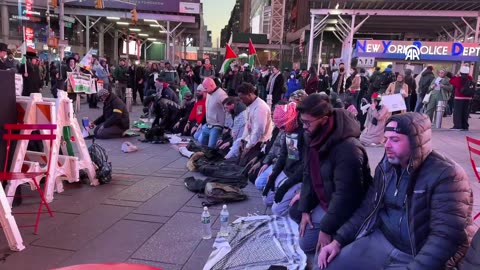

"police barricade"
[6, 91, 98, 205]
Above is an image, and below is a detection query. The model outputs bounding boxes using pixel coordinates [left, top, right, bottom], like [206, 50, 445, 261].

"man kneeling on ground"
[90, 89, 130, 139]
[318, 113, 475, 270]
[262, 101, 303, 216]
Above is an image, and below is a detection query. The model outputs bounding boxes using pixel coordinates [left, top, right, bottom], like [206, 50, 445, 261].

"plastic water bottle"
[201, 206, 212, 239]
[219, 204, 230, 237]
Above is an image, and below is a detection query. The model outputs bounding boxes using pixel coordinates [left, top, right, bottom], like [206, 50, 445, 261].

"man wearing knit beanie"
[89, 88, 130, 139]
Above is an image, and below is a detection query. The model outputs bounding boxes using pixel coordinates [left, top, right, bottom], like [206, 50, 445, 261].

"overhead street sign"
[63, 16, 75, 23]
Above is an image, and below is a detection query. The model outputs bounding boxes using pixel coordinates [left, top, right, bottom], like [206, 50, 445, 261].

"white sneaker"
[179, 146, 194, 158]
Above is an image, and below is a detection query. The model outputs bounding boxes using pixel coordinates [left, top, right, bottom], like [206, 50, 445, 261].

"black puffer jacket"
[298, 109, 372, 236]
[335, 113, 474, 270]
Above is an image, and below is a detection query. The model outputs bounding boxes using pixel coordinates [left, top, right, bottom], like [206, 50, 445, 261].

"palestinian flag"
[220, 44, 237, 74]
[248, 39, 257, 67]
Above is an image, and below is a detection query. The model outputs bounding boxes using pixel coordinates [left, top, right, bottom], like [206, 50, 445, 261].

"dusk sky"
[202, 0, 236, 48]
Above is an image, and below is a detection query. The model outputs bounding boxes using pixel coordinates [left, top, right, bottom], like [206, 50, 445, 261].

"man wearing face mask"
[331, 63, 347, 97]
[89, 89, 130, 139]
[286, 71, 301, 99]
[289, 93, 371, 257]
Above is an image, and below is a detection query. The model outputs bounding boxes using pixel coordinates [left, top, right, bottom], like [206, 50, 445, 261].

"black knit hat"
[0, 43, 7, 52]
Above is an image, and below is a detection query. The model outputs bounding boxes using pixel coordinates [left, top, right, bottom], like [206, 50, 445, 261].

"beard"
[387, 156, 401, 165]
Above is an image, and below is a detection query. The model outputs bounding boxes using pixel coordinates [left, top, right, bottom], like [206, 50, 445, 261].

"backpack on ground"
[461, 79, 476, 97]
[203, 182, 247, 206]
[88, 139, 112, 184]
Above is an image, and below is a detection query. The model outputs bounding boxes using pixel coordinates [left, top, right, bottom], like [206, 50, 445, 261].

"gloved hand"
[262, 176, 275, 196]
[274, 184, 289, 203]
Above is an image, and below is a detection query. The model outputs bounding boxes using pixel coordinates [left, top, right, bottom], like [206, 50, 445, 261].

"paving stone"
[109, 176, 175, 202]
[110, 174, 146, 186]
[133, 185, 194, 217]
[212, 198, 265, 230]
[0, 246, 74, 270]
[182, 237, 216, 270]
[102, 199, 143, 208]
[131, 212, 203, 264]
[59, 220, 161, 266]
[184, 194, 222, 209]
[123, 213, 170, 224]
[49, 184, 128, 215]
[126, 259, 183, 270]
[124, 158, 177, 176]
[165, 156, 189, 169]
[0, 211, 77, 250]
[32, 205, 132, 251]
[179, 205, 221, 216]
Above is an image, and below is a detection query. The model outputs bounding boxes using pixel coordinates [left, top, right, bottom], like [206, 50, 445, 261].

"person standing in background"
[450, 66, 474, 131]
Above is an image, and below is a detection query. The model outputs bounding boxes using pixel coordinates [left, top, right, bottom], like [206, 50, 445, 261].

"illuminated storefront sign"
[25, 0, 33, 17]
[25, 27, 34, 46]
[355, 40, 480, 61]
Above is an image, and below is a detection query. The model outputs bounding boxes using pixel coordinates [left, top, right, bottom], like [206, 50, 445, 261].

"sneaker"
[179, 146, 194, 158]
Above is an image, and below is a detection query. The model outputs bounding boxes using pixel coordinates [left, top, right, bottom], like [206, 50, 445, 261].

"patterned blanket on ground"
[203, 215, 306, 270]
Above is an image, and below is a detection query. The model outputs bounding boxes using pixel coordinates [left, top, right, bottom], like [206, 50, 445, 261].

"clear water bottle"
[201, 206, 212, 239]
[219, 204, 229, 237]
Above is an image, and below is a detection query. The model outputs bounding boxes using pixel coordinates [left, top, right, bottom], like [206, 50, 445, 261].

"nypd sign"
[354, 40, 480, 61]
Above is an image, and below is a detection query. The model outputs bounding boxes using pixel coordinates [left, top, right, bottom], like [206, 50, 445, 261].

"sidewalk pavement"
[0, 98, 479, 270]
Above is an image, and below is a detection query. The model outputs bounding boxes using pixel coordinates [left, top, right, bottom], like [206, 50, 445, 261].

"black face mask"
[339, 68, 345, 73]
[196, 94, 204, 100]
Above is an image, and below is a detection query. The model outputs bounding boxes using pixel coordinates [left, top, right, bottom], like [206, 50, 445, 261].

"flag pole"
[22, 26, 27, 75]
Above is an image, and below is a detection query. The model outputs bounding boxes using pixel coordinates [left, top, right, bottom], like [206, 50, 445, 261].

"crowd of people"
[2, 41, 480, 269]
[168, 63, 478, 269]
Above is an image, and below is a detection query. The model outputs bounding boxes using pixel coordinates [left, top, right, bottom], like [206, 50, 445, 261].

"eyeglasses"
[300, 117, 325, 128]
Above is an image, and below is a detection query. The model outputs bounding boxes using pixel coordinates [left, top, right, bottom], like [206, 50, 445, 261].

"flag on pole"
[220, 44, 238, 74]
[19, 42, 26, 65]
[248, 38, 257, 68]
[228, 31, 233, 46]
[21, 26, 27, 74]
[79, 49, 96, 71]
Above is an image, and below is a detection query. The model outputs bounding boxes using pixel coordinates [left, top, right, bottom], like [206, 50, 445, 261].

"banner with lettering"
[354, 40, 480, 61]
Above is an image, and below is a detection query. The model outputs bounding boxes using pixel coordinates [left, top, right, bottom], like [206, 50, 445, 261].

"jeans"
[414, 95, 424, 113]
[254, 165, 273, 190]
[289, 204, 326, 253]
[200, 125, 223, 148]
[115, 82, 127, 101]
[263, 171, 288, 206]
[193, 127, 203, 142]
[317, 229, 413, 270]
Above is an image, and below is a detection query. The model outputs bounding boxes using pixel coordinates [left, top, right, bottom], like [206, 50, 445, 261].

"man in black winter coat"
[319, 113, 475, 270]
[289, 93, 372, 255]
[90, 89, 130, 139]
[415, 66, 435, 113]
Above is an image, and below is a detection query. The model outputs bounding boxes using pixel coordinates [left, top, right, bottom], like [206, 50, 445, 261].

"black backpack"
[380, 72, 395, 88]
[461, 79, 476, 97]
[371, 74, 382, 89]
[88, 140, 112, 184]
